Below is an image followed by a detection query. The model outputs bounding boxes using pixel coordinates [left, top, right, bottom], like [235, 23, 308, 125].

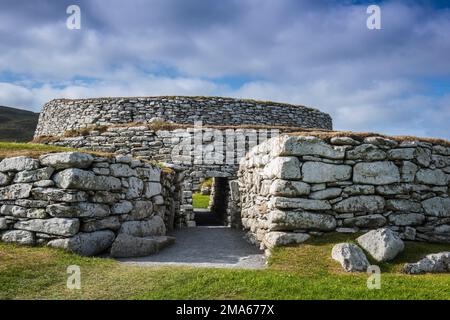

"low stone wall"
[238, 134, 450, 250]
[34, 96, 333, 137]
[47, 124, 282, 226]
[0, 152, 179, 256]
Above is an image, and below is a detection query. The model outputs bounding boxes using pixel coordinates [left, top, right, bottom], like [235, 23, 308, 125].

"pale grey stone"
[401, 161, 418, 182]
[14, 218, 80, 236]
[309, 188, 342, 200]
[0, 183, 32, 200]
[422, 197, 450, 217]
[332, 243, 369, 272]
[33, 180, 54, 187]
[343, 185, 375, 195]
[263, 231, 310, 249]
[404, 252, 450, 274]
[0, 217, 6, 230]
[363, 136, 398, 148]
[386, 199, 422, 212]
[272, 197, 331, 210]
[357, 228, 404, 262]
[347, 144, 386, 161]
[136, 167, 161, 181]
[343, 214, 387, 228]
[269, 179, 310, 197]
[144, 182, 162, 198]
[110, 163, 135, 177]
[91, 191, 120, 204]
[416, 169, 448, 186]
[275, 136, 345, 159]
[119, 215, 166, 237]
[31, 188, 88, 202]
[389, 213, 425, 226]
[330, 137, 360, 146]
[353, 161, 400, 185]
[264, 157, 302, 180]
[47, 230, 115, 256]
[129, 200, 153, 220]
[81, 216, 121, 232]
[110, 234, 174, 258]
[39, 152, 93, 169]
[1, 230, 35, 245]
[387, 148, 415, 160]
[268, 209, 336, 231]
[0, 172, 10, 186]
[0, 156, 39, 172]
[111, 201, 133, 214]
[46, 203, 110, 218]
[333, 196, 385, 213]
[13, 167, 54, 183]
[302, 162, 352, 183]
[415, 147, 431, 167]
[125, 177, 144, 199]
[53, 168, 121, 191]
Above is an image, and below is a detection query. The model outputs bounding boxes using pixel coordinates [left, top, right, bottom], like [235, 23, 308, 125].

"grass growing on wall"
[1, 233, 450, 300]
[192, 193, 210, 209]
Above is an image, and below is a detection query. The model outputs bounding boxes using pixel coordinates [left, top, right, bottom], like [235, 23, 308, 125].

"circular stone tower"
[34, 96, 333, 137]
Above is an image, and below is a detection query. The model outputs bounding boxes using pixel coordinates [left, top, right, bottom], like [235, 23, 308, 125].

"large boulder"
[403, 252, 450, 274]
[39, 152, 93, 169]
[0, 184, 32, 200]
[269, 180, 311, 197]
[110, 234, 175, 258]
[31, 188, 88, 202]
[14, 218, 80, 236]
[263, 157, 302, 180]
[422, 197, 450, 217]
[333, 196, 385, 213]
[268, 209, 336, 231]
[353, 161, 400, 185]
[53, 168, 121, 191]
[46, 203, 110, 218]
[1, 230, 35, 245]
[274, 136, 345, 159]
[302, 162, 352, 183]
[13, 167, 54, 183]
[263, 231, 310, 249]
[271, 197, 331, 211]
[47, 230, 115, 256]
[331, 243, 370, 272]
[357, 228, 404, 262]
[0, 156, 39, 172]
[118, 215, 166, 237]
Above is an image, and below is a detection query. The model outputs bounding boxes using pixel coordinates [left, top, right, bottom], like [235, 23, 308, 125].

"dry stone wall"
[34, 96, 332, 137]
[0, 152, 179, 256]
[238, 134, 450, 250]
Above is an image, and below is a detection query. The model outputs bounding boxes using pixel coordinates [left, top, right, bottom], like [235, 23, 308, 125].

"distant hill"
[0, 106, 39, 142]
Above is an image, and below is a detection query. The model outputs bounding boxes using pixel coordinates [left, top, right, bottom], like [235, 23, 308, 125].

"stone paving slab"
[118, 226, 266, 269]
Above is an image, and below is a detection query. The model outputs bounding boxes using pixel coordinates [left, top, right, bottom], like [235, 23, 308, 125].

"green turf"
[192, 193, 210, 209]
[1, 233, 450, 299]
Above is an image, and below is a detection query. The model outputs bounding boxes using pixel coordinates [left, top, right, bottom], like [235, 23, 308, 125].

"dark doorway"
[193, 177, 229, 226]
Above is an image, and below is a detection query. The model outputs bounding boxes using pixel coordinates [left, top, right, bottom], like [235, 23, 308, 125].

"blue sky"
[0, 0, 449, 138]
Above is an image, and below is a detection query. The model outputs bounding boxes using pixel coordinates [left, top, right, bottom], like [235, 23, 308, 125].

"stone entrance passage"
[118, 226, 266, 269]
[194, 177, 230, 226]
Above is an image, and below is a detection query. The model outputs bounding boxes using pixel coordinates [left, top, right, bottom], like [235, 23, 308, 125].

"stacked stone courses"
[238, 134, 450, 250]
[34, 96, 333, 137]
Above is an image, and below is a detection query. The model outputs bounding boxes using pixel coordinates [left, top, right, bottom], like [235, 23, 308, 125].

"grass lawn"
[1, 233, 450, 300]
[0, 142, 111, 159]
[192, 193, 210, 209]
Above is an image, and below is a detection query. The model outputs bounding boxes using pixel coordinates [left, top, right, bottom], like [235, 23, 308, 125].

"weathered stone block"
[302, 162, 351, 183]
[14, 218, 80, 236]
[269, 179, 310, 197]
[333, 196, 385, 213]
[47, 230, 115, 256]
[0, 157, 39, 172]
[39, 152, 93, 169]
[268, 209, 336, 231]
[264, 157, 302, 180]
[353, 161, 400, 185]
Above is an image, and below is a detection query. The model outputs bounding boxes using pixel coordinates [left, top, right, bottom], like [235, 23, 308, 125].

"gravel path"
[118, 226, 266, 269]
